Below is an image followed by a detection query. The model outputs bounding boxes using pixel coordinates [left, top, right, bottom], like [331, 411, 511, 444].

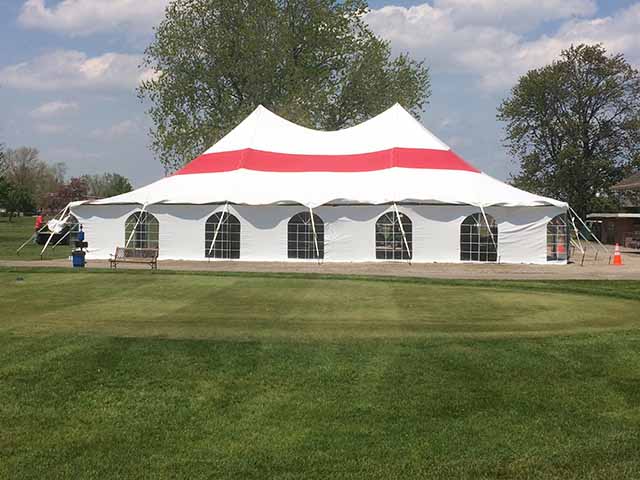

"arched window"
[124, 211, 159, 250]
[288, 211, 324, 259]
[376, 212, 412, 260]
[460, 213, 498, 262]
[547, 214, 568, 261]
[205, 212, 241, 259]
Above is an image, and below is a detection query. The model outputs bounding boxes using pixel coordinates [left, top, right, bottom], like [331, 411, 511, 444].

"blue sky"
[1, 0, 639, 187]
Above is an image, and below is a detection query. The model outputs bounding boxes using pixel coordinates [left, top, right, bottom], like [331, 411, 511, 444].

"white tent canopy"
[70, 104, 569, 265]
[82, 104, 566, 209]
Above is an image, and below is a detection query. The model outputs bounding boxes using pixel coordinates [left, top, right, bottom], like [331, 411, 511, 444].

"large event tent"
[70, 104, 569, 264]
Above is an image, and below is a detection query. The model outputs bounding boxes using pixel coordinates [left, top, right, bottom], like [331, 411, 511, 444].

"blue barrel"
[72, 250, 86, 268]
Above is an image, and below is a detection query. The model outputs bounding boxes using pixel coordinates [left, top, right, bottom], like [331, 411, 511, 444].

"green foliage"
[0, 175, 35, 221]
[43, 177, 89, 213]
[82, 172, 133, 198]
[139, 0, 431, 172]
[1, 272, 640, 478]
[2, 147, 66, 212]
[0, 143, 5, 174]
[498, 44, 640, 217]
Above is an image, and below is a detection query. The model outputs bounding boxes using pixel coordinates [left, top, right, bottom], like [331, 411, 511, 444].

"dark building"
[587, 173, 640, 248]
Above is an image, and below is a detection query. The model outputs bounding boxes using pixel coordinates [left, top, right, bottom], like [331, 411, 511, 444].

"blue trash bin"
[72, 250, 86, 268]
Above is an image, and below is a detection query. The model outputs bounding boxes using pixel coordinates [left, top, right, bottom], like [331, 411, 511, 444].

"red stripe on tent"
[174, 148, 480, 175]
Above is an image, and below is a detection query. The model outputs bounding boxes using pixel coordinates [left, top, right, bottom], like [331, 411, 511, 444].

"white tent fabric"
[70, 104, 568, 264]
[82, 104, 566, 209]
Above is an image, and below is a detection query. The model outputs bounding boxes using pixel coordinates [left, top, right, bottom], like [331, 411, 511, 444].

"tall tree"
[0, 143, 5, 174]
[139, 0, 431, 172]
[0, 176, 35, 222]
[498, 44, 640, 218]
[82, 173, 133, 198]
[3, 147, 66, 211]
[43, 177, 89, 214]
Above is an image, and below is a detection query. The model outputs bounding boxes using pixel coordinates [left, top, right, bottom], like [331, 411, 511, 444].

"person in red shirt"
[34, 214, 44, 231]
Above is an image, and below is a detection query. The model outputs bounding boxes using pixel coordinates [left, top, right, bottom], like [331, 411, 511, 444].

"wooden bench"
[109, 247, 159, 270]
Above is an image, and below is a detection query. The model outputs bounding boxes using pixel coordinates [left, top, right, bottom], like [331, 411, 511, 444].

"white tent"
[71, 104, 570, 264]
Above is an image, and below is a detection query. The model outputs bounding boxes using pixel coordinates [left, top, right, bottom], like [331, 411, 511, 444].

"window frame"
[375, 211, 413, 260]
[287, 211, 324, 260]
[460, 213, 498, 262]
[124, 211, 159, 250]
[205, 211, 241, 259]
[547, 214, 569, 262]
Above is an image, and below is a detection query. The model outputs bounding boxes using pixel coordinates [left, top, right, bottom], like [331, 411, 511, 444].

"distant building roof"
[613, 172, 640, 190]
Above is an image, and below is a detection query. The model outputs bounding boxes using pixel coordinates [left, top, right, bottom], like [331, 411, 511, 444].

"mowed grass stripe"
[1, 333, 639, 478]
[1, 272, 640, 478]
[1, 272, 639, 340]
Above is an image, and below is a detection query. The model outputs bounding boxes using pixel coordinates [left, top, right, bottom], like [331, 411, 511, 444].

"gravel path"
[2, 246, 639, 280]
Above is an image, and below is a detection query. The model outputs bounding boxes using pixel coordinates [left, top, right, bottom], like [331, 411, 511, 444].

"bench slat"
[111, 246, 158, 269]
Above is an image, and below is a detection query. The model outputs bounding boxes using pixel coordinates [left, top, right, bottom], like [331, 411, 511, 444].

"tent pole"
[568, 213, 584, 254]
[125, 203, 148, 248]
[17, 203, 70, 255]
[570, 237, 584, 254]
[39, 203, 72, 259]
[16, 232, 38, 255]
[309, 207, 320, 260]
[393, 203, 411, 263]
[569, 206, 609, 255]
[207, 202, 229, 257]
[51, 229, 72, 250]
[17, 225, 47, 254]
[51, 216, 80, 250]
[478, 205, 498, 261]
[39, 227, 57, 259]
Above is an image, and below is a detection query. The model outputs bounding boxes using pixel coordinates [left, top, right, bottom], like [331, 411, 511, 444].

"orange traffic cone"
[557, 243, 566, 256]
[613, 243, 623, 266]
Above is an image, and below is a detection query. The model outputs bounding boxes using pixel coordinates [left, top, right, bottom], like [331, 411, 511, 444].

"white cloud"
[433, 0, 596, 31]
[30, 100, 78, 118]
[0, 50, 156, 91]
[19, 0, 169, 36]
[366, 2, 640, 90]
[90, 119, 140, 139]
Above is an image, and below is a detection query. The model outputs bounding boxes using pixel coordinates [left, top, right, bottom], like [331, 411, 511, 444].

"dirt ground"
[2, 244, 639, 280]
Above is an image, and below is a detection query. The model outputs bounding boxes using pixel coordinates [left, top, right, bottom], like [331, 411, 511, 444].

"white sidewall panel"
[71, 204, 567, 264]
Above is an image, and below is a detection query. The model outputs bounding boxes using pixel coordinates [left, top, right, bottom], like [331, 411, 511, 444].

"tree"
[0, 143, 5, 175]
[0, 176, 35, 221]
[498, 44, 640, 218]
[139, 0, 431, 172]
[82, 173, 133, 198]
[3, 147, 66, 211]
[44, 177, 89, 214]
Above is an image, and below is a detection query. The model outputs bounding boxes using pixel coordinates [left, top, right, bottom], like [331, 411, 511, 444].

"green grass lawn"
[1, 270, 639, 479]
[0, 216, 70, 261]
